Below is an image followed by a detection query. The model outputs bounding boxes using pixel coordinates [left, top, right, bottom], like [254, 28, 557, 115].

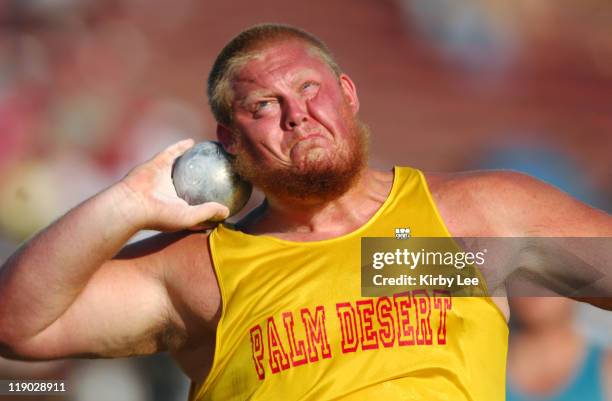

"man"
[0, 24, 610, 401]
[506, 298, 612, 401]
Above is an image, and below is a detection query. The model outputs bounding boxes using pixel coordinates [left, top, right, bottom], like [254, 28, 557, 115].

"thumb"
[187, 202, 230, 225]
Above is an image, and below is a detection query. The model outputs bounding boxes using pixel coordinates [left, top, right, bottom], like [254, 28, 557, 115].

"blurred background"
[0, 0, 610, 400]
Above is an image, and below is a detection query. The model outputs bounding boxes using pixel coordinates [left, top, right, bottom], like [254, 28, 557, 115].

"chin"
[232, 118, 368, 201]
[294, 149, 336, 171]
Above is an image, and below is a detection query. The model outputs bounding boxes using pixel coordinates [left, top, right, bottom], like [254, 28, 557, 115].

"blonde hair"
[207, 24, 342, 126]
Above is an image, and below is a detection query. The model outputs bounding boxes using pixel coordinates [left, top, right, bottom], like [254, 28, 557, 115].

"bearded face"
[231, 100, 370, 203]
[222, 40, 368, 203]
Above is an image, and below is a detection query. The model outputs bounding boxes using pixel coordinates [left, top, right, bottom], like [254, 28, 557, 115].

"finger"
[185, 202, 230, 226]
[154, 139, 195, 164]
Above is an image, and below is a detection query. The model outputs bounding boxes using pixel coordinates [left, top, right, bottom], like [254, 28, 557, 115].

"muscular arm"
[430, 171, 612, 310]
[0, 140, 227, 360]
[489, 172, 611, 309]
[0, 185, 150, 358]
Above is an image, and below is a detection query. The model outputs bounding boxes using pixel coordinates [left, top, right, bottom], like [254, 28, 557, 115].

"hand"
[116, 139, 230, 231]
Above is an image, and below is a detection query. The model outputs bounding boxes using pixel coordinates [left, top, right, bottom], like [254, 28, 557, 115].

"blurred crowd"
[0, 0, 208, 241]
[0, 0, 610, 400]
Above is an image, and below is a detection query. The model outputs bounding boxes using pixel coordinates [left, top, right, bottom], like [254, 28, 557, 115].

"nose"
[283, 97, 308, 130]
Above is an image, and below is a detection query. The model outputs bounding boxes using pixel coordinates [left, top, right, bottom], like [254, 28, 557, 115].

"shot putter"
[172, 141, 252, 220]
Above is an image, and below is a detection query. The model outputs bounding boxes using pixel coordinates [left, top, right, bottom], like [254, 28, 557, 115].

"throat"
[235, 168, 394, 241]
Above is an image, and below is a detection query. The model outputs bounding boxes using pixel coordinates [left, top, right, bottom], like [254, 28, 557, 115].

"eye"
[302, 81, 319, 91]
[255, 100, 270, 110]
[302, 81, 320, 100]
[250, 98, 278, 117]
[251, 99, 277, 111]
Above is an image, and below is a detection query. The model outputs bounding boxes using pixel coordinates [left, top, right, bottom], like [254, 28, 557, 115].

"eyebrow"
[237, 68, 320, 106]
[239, 89, 274, 107]
[291, 69, 319, 87]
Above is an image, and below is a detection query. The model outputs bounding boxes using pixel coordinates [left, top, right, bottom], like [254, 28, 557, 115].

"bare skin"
[507, 298, 612, 401]
[0, 39, 610, 388]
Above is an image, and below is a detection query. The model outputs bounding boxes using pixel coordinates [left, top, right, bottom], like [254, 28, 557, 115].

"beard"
[230, 107, 370, 203]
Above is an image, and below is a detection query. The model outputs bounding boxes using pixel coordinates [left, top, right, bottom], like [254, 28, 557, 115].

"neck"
[240, 167, 393, 237]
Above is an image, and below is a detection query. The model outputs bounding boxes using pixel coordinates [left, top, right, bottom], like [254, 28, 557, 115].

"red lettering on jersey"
[376, 297, 395, 348]
[412, 290, 433, 345]
[301, 306, 332, 362]
[267, 317, 290, 373]
[249, 290, 453, 379]
[433, 290, 452, 345]
[356, 299, 379, 350]
[393, 292, 415, 346]
[249, 325, 265, 380]
[282, 312, 308, 367]
[336, 302, 359, 353]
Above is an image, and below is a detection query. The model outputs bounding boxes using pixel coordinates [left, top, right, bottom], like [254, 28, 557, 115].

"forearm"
[0, 183, 142, 343]
[571, 297, 612, 311]
[0, 139, 227, 360]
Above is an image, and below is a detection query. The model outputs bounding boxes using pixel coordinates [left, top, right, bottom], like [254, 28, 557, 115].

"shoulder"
[116, 230, 212, 274]
[116, 230, 220, 325]
[422, 170, 525, 236]
[422, 170, 609, 236]
[424, 169, 545, 197]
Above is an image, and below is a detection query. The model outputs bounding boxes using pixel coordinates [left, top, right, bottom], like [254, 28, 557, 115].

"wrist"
[103, 182, 149, 231]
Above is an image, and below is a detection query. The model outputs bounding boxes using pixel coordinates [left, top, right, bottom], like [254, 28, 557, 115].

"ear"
[339, 73, 360, 115]
[216, 124, 238, 154]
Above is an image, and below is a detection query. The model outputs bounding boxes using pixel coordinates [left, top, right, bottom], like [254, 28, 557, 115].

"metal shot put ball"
[172, 141, 252, 221]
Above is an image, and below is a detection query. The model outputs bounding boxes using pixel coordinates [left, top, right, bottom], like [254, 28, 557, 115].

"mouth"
[288, 132, 330, 160]
[294, 131, 328, 144]
[303, 133, 323, 139]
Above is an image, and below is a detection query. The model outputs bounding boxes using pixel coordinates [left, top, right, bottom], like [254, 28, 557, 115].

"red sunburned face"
[229, 41, 359, 169]
[222, 40, 368, 202]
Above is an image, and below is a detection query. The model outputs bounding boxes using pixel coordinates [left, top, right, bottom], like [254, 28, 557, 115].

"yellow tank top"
[189, 166, 508, 401]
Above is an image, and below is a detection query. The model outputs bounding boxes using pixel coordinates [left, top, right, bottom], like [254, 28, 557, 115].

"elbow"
[0, 336, 51, 362]
[0, 317, 17, 357]
[0, 345, 20, 360]
[0, 327, 38, 361]
[0, 324, 68, 361]
[0, 336, 24, 360]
